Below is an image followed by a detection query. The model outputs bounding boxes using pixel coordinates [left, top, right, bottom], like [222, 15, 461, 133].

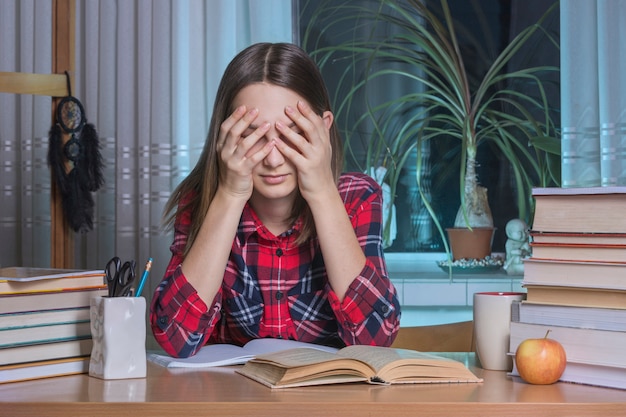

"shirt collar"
[237, 202, 301, 244]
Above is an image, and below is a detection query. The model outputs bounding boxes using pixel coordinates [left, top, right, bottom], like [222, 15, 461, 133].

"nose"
[263, 142, 285, 168]
[262, 124, 285, 168]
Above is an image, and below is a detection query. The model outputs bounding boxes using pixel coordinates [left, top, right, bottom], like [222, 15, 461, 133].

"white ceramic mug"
[473, 291, 526, 371]
[89, 296, 147, 380]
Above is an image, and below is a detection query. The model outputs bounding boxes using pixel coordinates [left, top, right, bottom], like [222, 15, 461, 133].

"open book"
[237, 345, 482, 388]
[147, 338, 338, 368]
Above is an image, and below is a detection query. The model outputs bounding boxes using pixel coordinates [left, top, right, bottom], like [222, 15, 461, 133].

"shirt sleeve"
[149, 203, 222, 358]
[327, 174, 401, 346]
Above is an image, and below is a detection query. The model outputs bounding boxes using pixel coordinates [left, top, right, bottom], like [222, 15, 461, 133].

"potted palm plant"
[301, 0, 561, 260]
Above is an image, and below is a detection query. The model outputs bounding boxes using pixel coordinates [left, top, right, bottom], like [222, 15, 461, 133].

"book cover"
[530, 242, 626, 263]
[237, 345, 482, 388]
[509, 321, 626, 368]
[0, 338, 93, 366]
[523, 285, 626, 309]
[0, 287, 108, 315]
[0, 321, 92, 348]
[531, 187, 626, 233]
[148, 338, 339, 368]
[522, 258, 626, 291]
[0, 307, 90, 330]
[0, 356, 90, 384]
[511, 301, 626, 332]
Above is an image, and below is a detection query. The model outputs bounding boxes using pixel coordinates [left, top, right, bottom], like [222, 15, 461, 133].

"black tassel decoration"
[79, 122, 104, 192]
[47, 73, 104, 233]
[63, 167, 95, 233]
[47, 124, 69, 195]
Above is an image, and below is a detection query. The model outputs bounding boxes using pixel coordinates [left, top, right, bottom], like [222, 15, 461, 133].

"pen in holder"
[89, 295, 147, 380]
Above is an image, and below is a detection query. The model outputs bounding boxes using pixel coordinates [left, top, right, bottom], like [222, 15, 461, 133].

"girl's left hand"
[274, 100, 335, 201]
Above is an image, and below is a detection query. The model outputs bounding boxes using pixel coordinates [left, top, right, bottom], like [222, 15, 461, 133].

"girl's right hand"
[217, 105, 273, 199]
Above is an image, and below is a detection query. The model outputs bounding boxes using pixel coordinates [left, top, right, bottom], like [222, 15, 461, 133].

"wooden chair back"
[391, 321, 475, 352]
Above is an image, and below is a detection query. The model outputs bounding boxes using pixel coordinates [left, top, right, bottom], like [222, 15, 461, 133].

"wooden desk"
[1, 353, 625, 417]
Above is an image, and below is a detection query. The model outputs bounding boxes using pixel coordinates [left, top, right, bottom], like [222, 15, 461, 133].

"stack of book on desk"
[508, 186, 626, 390]
[0, 267, 107, 383]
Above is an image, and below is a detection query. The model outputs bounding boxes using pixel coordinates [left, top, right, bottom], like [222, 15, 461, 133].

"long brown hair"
[163, 43, 344, 256]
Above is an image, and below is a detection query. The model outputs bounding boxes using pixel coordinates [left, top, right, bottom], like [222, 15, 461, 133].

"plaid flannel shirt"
[150, 172, 401, 358]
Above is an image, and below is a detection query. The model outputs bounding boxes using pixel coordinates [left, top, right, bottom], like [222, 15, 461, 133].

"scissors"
[105, 256, 137, 297]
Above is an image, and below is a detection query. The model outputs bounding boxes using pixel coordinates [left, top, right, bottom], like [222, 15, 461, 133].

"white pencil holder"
[89, 296, 147, 380]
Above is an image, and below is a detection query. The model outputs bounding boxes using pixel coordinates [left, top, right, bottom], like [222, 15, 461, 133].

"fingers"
[275, 105, 309, 155]
[216, 106, 275, 199]
[218, 100, 332, 170]
[276, 101, 332, 159]
[220, 106, 275, 158]
[219, 106, 260, 151]
[274, 101, 336, 200]
[284, 102, 317, 143]
[218, 105, 247, 149]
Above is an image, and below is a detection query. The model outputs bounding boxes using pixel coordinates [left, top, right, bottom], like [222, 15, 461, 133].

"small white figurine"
[503, 218, 531, 275]
[368, 166, 397, 249]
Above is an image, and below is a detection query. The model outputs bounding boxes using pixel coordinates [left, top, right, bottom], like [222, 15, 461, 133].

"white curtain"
[561, 0, 626, 187]
[0, 1, 54, 269]
[0, 0, 293, 298]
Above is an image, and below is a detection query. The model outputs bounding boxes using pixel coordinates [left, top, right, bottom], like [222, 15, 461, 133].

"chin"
[254, 183, 298, 201]
[260, 189, 297, 201]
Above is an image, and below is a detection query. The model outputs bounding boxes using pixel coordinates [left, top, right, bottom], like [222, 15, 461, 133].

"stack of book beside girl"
[508, 186, 626, 389]
[0, 267, 106, 384]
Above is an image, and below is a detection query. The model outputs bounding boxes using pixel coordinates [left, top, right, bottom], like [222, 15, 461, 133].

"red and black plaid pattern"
[150, 173, 401, 358]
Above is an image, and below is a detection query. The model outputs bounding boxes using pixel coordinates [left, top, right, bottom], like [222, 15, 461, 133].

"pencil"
[135, 257, 153, 297]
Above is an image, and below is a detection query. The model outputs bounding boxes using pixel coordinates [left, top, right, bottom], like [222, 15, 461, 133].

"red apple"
[515, 330, 566, 385]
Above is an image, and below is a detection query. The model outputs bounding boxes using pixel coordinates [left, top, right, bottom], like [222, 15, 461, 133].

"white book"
[0, 356, 90, 384]
[509, 321, 626, 368]
[510, 356, 626, 390]
[512, 301, 626, 332]
[0, 267, 106, 294]
[0, 288, 108, 315]
[0, 321, 93, 348]
[148, 338, 339, 368]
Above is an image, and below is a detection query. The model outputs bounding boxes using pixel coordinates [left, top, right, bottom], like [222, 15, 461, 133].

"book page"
[337, 345, 460, 374]
[243, 348, 375, 385]
[252, 347, 350, 368]
[242, 338, 338, 356]
[148, 338, 338, 368]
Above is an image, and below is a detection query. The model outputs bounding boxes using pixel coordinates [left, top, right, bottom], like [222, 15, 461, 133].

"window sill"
[385, 252, 524, 309]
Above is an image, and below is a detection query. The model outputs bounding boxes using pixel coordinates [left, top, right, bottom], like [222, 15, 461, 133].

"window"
[297, 0, 560, 254]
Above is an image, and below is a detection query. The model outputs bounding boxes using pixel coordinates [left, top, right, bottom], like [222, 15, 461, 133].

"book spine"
[0, 307, 91, 329]
[522, 258, 626, 291]
[0, 338, 93, 366]
[514, 303, 626, 332]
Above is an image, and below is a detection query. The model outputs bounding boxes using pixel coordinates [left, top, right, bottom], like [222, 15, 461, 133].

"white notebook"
[148, 338, 339, 368]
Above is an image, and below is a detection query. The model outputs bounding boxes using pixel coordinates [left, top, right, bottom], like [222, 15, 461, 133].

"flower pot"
[446, 227, 496, 260]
